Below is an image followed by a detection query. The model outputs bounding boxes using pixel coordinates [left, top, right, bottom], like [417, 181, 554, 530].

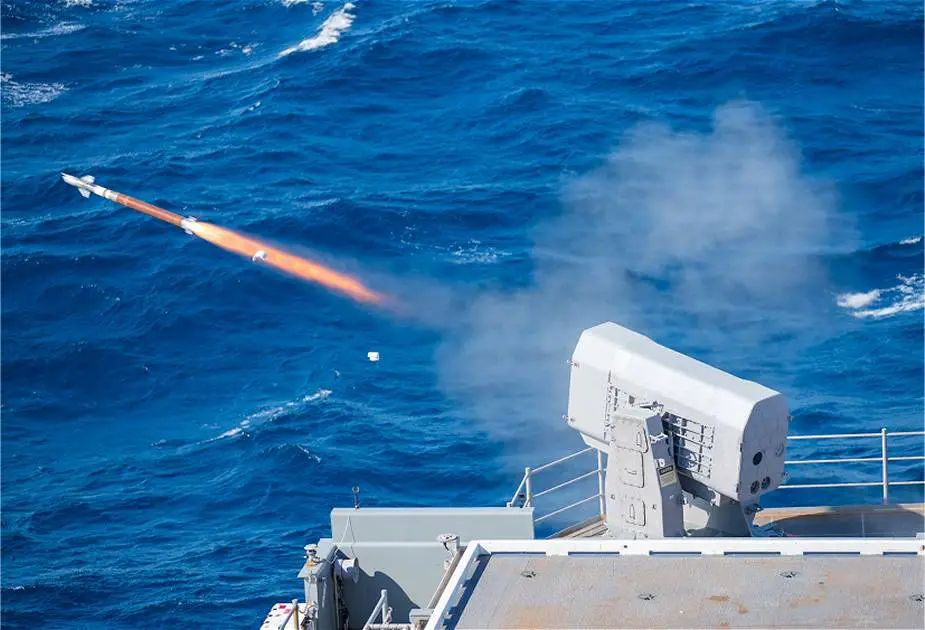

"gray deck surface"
[451, 554, 924, 629]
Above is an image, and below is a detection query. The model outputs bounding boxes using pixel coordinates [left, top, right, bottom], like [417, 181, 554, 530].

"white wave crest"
[900, 236, 922, 245]
[0, 22, 85, 40]
[450, 240, 511, 265]
[303, 389, 332, 402]
[281, 0, 325, 14]
[211, 388, 332, 440]
[836, 289, 880, 310]
[216, 427, 244, 439]
[62, 0, 93, 7]
[1, 73, 66, 108]
[837, 274, 924, 319]
[296, 444, 322, 462]
[279, 2, 354, 56]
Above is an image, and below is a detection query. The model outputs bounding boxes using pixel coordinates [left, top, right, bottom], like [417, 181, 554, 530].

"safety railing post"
[881, 428, 889, 504]
[292, 599, 300, 629]
[596, 450, 606, 518]
[524, 467, 533, 507]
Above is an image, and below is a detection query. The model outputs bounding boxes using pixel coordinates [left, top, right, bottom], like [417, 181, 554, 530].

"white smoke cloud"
[433, 101, 851, 457]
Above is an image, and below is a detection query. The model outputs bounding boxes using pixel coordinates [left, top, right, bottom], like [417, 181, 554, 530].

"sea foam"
[279, 2, 355, 56]
[836, 274, 923, 319]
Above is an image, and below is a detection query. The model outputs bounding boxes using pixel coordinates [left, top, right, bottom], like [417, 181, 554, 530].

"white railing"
[509, 428, 925, 533]
[277, 599, 301, 630]
[362, 588, 410, 630]
[507, 446, 605, 537]
[778, 428, 925, 504]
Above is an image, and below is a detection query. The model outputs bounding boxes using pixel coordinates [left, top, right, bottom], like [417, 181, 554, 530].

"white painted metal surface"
[260, 602, 308, 630]
[567, 322, 790, 501]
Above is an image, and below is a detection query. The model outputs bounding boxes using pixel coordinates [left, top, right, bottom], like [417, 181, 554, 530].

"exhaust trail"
[61, 173, 387, 306]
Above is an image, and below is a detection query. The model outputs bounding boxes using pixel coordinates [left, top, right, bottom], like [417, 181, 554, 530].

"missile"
[61, 172, 197, 231]
[60, 172, 388, 305]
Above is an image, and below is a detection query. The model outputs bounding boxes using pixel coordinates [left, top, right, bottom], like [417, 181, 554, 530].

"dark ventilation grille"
[662, 413, 715, 479]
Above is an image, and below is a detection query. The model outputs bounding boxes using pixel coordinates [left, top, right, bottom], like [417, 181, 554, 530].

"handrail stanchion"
[277, 601, 300, 630]
[881, 428, 889, 504]
[514, 430, 923, 535]
[524, 467, 533, 507]
[596, 450, 606, 519]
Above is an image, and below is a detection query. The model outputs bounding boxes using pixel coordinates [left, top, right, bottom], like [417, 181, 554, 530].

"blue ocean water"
[1, 0, 922, 626]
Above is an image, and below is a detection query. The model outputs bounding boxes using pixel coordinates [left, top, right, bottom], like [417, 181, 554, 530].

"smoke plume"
[435, 101, 850, 456]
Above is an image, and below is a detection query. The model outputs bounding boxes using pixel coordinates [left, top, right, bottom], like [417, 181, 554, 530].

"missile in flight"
[60, 173, 386, 305]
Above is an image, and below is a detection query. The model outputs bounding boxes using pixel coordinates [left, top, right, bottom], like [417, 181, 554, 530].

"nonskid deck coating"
[450, 554, 925, 629]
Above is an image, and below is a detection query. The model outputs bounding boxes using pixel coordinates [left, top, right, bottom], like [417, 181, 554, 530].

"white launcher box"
[566, 322, 790, 503]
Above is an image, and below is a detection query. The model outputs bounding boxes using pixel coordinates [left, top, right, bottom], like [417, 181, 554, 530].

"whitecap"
[279, 2, 355, 56]
[1, 73, 66, 108]
[837, 274, 924, 319]
[836, 289, 880, 310]
[62, 0, 93, 6]
[204, 388, 332, 443]
[449, 240, 511, 265]
[900, 236, 922, 245]
[216, 427, 244, 439]
[0, 22, 85, 40]
[303, 388, 332, 402]
[296, 444, 322, 462]
[281, 0, 309, 5]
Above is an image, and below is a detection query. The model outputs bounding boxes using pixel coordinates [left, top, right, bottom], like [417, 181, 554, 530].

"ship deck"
[448, 552, 924, 629]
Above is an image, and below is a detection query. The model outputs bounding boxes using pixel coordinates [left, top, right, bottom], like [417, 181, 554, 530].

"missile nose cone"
[61, 172, 81, 187]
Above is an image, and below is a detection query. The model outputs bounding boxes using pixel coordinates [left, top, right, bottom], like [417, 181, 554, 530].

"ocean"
[1, 0, 922, 626]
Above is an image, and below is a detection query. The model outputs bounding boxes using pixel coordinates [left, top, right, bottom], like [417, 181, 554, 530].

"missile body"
[60, 173, 386, 305]
[62, 172, 193, 229]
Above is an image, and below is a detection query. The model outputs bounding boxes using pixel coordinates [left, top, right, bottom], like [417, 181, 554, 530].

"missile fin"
[80, 175, 96, 185]
[79, 189, 91, 198]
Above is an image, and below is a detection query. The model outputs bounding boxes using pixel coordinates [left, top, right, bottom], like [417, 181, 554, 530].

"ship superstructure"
[261, 322, 925, 630]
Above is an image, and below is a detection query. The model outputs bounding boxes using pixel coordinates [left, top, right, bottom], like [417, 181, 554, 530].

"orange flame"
[188, 221, 385, 305]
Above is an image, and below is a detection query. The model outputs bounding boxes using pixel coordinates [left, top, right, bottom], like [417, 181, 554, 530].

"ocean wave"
[1, 73, 66, 107]
[262, 442, 323, 463]
[282, 0, 325, 14]
[279, 2, 355, 56]
[62, 0, 94, 7]
[207, 388, 332, 442]
[900, 236, 922, 245]
[837, 274, 924, 319]
[449, 240, 511, 265]
[0, 22, 85, 40]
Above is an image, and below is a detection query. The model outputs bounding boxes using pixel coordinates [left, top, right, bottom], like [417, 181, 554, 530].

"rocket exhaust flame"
[61, 173, 386, 306]
[186, 221, 383, 304]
